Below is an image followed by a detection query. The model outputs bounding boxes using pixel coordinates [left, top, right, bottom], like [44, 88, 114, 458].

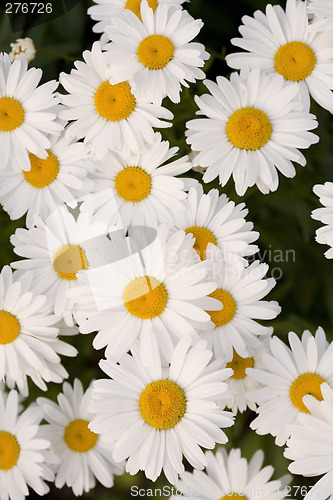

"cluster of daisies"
[0, 0, 333, 498]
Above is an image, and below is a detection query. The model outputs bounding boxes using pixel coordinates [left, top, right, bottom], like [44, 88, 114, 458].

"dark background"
[0, 0, 332, 498]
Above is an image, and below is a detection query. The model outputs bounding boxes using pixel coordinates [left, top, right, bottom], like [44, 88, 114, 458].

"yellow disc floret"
[23, 151, 59, 188]
[289, 372, 325, 413]
[221, 494, 248, 500]
[64, 419, 98, 453]
[53, 244, 89, 281]
[206, 288, 236, 327]
[94, 81, 136, 121]
[226, 350, 254, 379]
[0, 97, 25, 132]
[139, 379, 186, 429]
[185, 226, 217, 261]
[124, 0, 158, 20]
[123, 276, 168, 319]
[0, 432, 20, 470]
[226, 107, 272, 150]
[115, 166, 152, 202]
[274, 41, 316, 81]
[137, 35, 175, 70]
[0, 311, 20, 345]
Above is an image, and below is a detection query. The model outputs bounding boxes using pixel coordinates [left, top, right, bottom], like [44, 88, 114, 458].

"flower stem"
[36, 47, 76, 63]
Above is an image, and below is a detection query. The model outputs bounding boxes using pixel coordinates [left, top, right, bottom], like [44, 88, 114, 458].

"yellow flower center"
[289, 372, 326, 413]
[23, 150, 59, 188]
[115, 166, 152, 202]
[226, 107, 272, 150]
[137, 34, 175, 70]
[64, 419, 98, 453]
[139, 379, 186, 429]
[0, 432, 20, 470]
[0, 97, 25, 132]
[94, 81, 136, 121]
[123, 276, 168, 319]
[184, 226, 217, 261]
[124, 0, 158, 20]
[53, 244, 89, 281]
[206, 288, 236, 327]
[220, 494, 248, 500]
[226, 350, 254, 379]
[0, 311, 20, 345]
[274, 41, 316, 81]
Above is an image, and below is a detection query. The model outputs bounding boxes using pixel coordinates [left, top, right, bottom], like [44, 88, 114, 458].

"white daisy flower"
[202, 245, 280, 362]
[80, 132, 193, 229]
[69, 225, 221, 364]
[9, 38, 36, 63]
[37, 378, 124, 496]
[59, 41, 172, 160]
[105, 0, 209, 105]
[0, 129, 95, 228]
[88, 0, 185, 34]
[10, 205, 110, 326]
[0, 389, 54, 499]
[172, 184, 259, 263]
[186, 68, 319, 196]
[308, 0, 333, 31]
[226, 0, 333, 113]
[171, 448, 290, 500]
[248, 326, 333, 446]
[221, 339, 270, 414]
[311, 181, 333, 259]
[89, 337, 234, 484]
[0, 53, 61, 171]
[284, 382, 333, 500]
[0, 266, 77, 396]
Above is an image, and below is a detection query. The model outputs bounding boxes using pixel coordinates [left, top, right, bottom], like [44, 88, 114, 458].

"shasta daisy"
[89, 337, 234, 484]
[186, 68, 318, 195]
[59, 41, 173, 160]
[311, 181, 333, 259]
[248, 327, 333, 445]
[226, 0, 333, 112]
[0, 53, 61, 171]
[105, 0, 209, 104]
[37, 378, 124, 496]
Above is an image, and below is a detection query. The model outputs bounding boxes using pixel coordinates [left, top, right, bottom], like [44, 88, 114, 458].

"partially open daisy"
[221, 339, 270, 414]
[59, 41, 172, 160]
[105, 0, 209, 104]
[88, 0, 185, 33]
[10, 205, 110, 326]
[171, 448, 289, 500]
[186, 68, 318, 195]
[202, 245, 280, 363]
[9, 37, 36, 63]
[80, 132, 192, 228]
[248, 327, 333, 446]
[69, 226, 221, 363]
[311, 182, 333, 259]
[172, 184, 259, 263]
[0, 266, 77, 396]
[226, 0, 333, 112]
[37, 378, 124, 496]
[89, 337, 234, 484]
[0, 53, 61, 171]
[0, 389, 54, 499]
[285, 382, 333, 500]
[308, 0, 333, 31]
[0, 128, 95, 228]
